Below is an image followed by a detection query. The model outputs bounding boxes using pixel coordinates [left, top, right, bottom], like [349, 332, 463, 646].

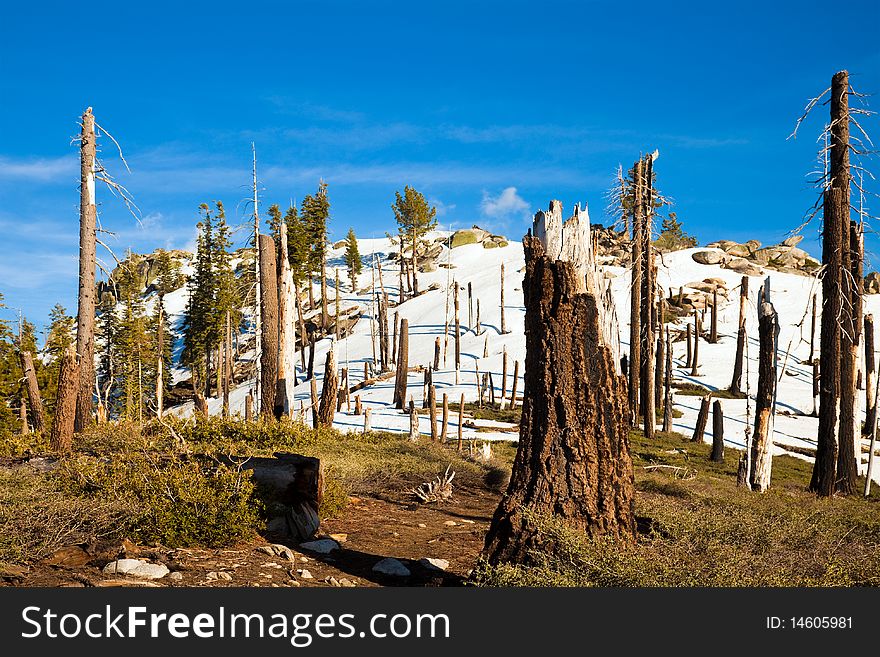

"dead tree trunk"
[812, 71, 850, 497]
[866, 314, 876, 435]
[310, 377, 319, 429]
[454, 283, 461, 372]
[730, 276, 749, 393]
[685, 322, 693, 369]
[509, 360, 519, 410]
[20, 351, 45, 434]
[751, 291, 778, 492]
[18, 396, 28, 435]
[709, 288, 718, 343]
[654, 330, 665, 410]
[690, 311, 701, 376]
[429, 385, 438, 441]
[223, 310, 232, 418]
[50, 345, 78, 452]
[812, 360, 820, 417]
[245, 393, 253, 421]
[692, 395, 710, 443]
[500, 347, 508, 410]
[156, 303, 165, 418]
[408, 399, 419, 440]
[433, 337, 441, 371]
[392, 311, 398, 365]
[74, 107, 97, 432]
[457, 393, 464, 451]
[476, 299, 482, 336]
[363, 407, 371, 432]
[809, 293, 817, 364]
[468, 282, 473, 331]
[440, 393, 449, 443]
[711, 400, 724, 463]
[393, 319, 409, 409]
[317, 344, 338, 428]
[662, 330, 673, 433]
[639, 155, 655, 439]
[629, 159, 643, 425]
[258, 234, 279, 418]
[500, 264, 509, 334]
[482, 201, 635, 566]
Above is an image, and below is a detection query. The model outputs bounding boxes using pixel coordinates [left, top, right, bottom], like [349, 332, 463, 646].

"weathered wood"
[354, 395, 362, 416]
[433, 337, 441, 371]
[310, 376, 319, 429]
[640, 155, 656, 440]
[685, 321, 692, 369]
[812, 71, 850, 497]
[316, 344, 338, 428]
[838, 216, 863, 494]
[709, 288, 718, 343]
[335, 269, 341, 341]
[157, 303, 165, 418]
[483, 203, 634, 566]
[18, 396, 28, 435]
[408, 399, 419, 441]
[277, 223, 296, 417]
[439, 393, 450, 443]
[662, 330, 673, 433]
[692, 395, 711, 443]
[245, 393, 253, 421]
[500, 347, 508, 410]
[866, 314, 877, 434]
[690, 311, 701, 376]
[364, 407, 371, 432]
[509, 360, 519, 410]
[429, 385, 438, 441]
[258, 234, 279, 417]
[457, 393, 464, 451]
[392, 312, 399, 365]
[20, 351, 45, 434]
[654, 331, 665, 410]
[751, 293, 778, 492]
[809, 293, 817, 364]
[730, 276, 749, 393]
[500, 263, 509, 334]
[454, 282, 461, 370]
[476, 298, 482, 336]
[711, 399, 724, 463]
[468, 282, 473, 330]
[629, 160, 643, 425]
[50, 345, 78, 452]
[75, 108, 97, 433]
[393, 319, 409, 409]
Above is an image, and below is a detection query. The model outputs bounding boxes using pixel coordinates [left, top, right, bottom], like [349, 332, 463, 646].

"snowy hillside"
[163, 223, 880, 484]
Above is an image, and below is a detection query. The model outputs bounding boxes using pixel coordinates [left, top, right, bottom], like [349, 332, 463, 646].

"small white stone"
[169, 572, 183, 581]
[419, 557, 449, 571]
[299, 569, 313, 579]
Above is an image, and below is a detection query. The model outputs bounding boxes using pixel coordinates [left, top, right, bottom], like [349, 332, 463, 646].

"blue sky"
[1, 0, 878, 328]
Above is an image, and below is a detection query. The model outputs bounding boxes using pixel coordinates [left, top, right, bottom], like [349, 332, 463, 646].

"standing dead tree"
[317, 343, 338, 428]
[638, 153, 658, 439]
[50, 345, 78, 452]
[500, 264, 510, 334]
[866, 314, 877, 435]
[482, 201, 634, 566]
[74, 108, 98, 432]
[730, 276, 749, 393]
[258, 234, 279, 418]
[751, 283, 778, 492]
[662, 330, 673, 433]
[20, 351, 45, 434]
[393, 319, 409, 409]
[628, 159, 643, 426]
[711, 400, 724, 463]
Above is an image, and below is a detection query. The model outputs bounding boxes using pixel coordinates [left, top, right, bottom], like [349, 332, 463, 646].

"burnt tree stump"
[482, 201, 635, 566]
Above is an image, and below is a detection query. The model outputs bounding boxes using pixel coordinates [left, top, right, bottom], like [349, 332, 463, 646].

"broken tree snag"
[50, 345, 78, 452]
[316, 343, 338, 429]
[392, 311, 398, 365]
[711, 400, 724, 463]
[812, 71, 851, 497]
[662, 330, 673, 433]
[690, 311, 701, 376]
[20, 351, 45, 434]
[258, 234, 279, 418]
[692, 395, 710, 443]
[865, 314, 876, 435]
[838, 216, 864, 494]
[709, 288, 718, 343]
[654, 330, 665, 410]
[812, 360, 820, 417]
[277, 223, 297, 417]
[509, 360, 519, 410]
[245, 393, 253, 421]
[640, 155, 656, 440]
[809, 293, 817, 364]
[433, 337, 441, 370]
[409, 399, 419, 441]
[500, 263, 509, 334]
[482, 200, 634, 566]
[468, 282, 473, 330]
[393, 319, 410, 409]
[730, 276, 749, 393]
[476, 299, 482, 335]
[812, 190, 843, 496]
[751, 293, 778, 492]
[454, 282, 461, 370]
[440, 393, 449, 442]
[429, 385, 438, 441]
[310, 377, 319, 429]
[629, 158, 643, 426]
[500, 347, 508, 410]
[354, 395, 362, 416]
[457, 393, 464, 451]
[685, 321, 693, 368]
[75, 107, 97, 432]
[363, 407, 371, 432]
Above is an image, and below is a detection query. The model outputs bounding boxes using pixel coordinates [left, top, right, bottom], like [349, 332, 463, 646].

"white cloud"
[480, 186, 529, 220]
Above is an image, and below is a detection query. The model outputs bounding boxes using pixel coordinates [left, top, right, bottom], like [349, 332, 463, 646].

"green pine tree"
[343, 228, 362, 292]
